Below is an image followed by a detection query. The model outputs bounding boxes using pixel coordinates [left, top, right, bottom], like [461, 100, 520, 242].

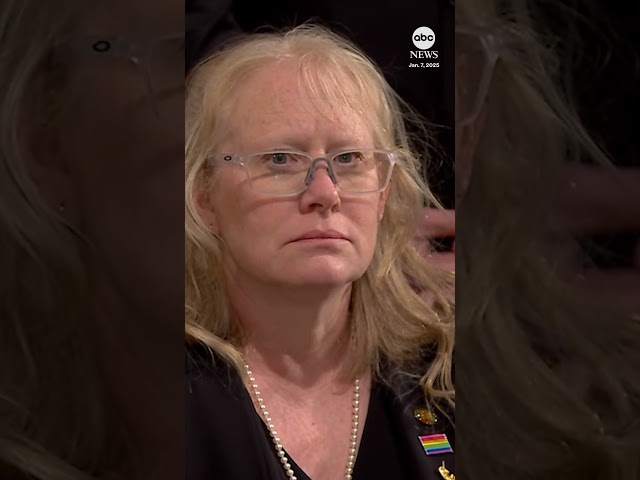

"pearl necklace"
[244, 363, 361, 480]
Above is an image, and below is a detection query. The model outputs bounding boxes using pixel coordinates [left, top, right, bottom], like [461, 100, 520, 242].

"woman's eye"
[336, 152, 361, 164]
[270, 153, 289, 164]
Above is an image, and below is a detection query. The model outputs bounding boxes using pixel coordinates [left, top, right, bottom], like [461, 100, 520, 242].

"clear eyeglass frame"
[455, 26, 504, 127]
[207, 149, 399, 197]
[57, 32, 184, 116]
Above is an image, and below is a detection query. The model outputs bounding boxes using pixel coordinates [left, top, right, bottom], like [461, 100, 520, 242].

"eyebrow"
[247, 132, 372, 153]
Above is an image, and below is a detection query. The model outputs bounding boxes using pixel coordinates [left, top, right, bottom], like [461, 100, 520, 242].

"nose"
[300, 159, 341, 213]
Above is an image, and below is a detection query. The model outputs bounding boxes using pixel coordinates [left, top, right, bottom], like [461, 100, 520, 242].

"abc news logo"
[411, 26, 438, 59]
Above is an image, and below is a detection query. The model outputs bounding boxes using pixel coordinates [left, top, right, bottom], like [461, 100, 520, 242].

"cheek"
[219, 203, 275, 243]
[216, 200, 291, 280]
[346, 201, 382, 251]
[213, 172, 280, 243]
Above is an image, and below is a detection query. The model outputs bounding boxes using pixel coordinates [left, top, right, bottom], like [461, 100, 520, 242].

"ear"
[193, 183, 220, 235]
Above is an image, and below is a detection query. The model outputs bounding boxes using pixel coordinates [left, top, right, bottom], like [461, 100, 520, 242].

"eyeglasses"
[57, 33, 184, 123]
[455, 26, 503, 127]
[207, 149, 398, 196]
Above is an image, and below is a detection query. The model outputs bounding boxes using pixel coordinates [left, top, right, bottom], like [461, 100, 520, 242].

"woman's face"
[198, 59, 389, 290]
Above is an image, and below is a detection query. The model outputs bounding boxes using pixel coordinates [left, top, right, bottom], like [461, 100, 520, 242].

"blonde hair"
[185, 24, 455, 406]
[0, 1, 128, 478]
[457, 1, 640, 478]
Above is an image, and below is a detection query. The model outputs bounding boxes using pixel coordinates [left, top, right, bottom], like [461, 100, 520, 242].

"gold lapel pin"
[413, 407, 438, 425]
[438, 461, 455, 480]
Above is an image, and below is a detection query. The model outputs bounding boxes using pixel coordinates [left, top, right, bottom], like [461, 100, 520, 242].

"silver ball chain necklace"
[243, 363, 361, 480]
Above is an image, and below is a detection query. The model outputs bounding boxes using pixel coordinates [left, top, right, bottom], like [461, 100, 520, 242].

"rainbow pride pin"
[419, 433, 453, 455]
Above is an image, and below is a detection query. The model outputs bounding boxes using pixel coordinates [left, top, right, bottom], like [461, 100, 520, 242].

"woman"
[455, 1, 640, 479]
[185, 25, 455, 480]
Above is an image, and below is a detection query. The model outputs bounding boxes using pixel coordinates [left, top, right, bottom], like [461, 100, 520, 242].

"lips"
[292, 229, 349, 242]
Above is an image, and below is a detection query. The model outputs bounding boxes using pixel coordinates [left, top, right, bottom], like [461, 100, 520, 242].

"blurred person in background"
[455, 0, 640, 478]
[0, 0, 184, 478]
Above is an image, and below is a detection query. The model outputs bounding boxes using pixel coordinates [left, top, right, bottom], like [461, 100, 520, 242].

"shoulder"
[185, 341, 239, 395]
[185, 341, 213, 372]
[185, 341, 213, 381]
[382, 344, 454, 413]
[377, 346, 456, 477]
[185, 343, 271, 479]
[382, 343, 448, 392]
[185, 342, 250, 436]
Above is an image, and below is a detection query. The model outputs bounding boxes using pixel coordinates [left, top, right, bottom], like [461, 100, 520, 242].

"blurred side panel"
[455, 1, 640, 479]
[0, 0, 185, 478]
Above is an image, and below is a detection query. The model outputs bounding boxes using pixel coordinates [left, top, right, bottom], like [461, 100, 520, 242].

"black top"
[186, 345, 455, 480]
[258, 382, 415, 479]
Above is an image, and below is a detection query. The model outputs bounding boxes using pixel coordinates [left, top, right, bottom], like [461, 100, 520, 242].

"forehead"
[219, 59, 374, 151]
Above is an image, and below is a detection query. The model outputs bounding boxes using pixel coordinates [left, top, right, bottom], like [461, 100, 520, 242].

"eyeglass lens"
[245, 151, 393, 194]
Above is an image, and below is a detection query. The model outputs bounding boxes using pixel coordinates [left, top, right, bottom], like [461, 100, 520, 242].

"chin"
[283, 262, 365, 288]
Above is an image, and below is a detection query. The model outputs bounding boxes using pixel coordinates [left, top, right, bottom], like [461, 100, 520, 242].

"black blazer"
[186, 347, 455, 480]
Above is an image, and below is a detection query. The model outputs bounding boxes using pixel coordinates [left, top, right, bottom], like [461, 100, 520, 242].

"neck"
[228, 274, 354, 387]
